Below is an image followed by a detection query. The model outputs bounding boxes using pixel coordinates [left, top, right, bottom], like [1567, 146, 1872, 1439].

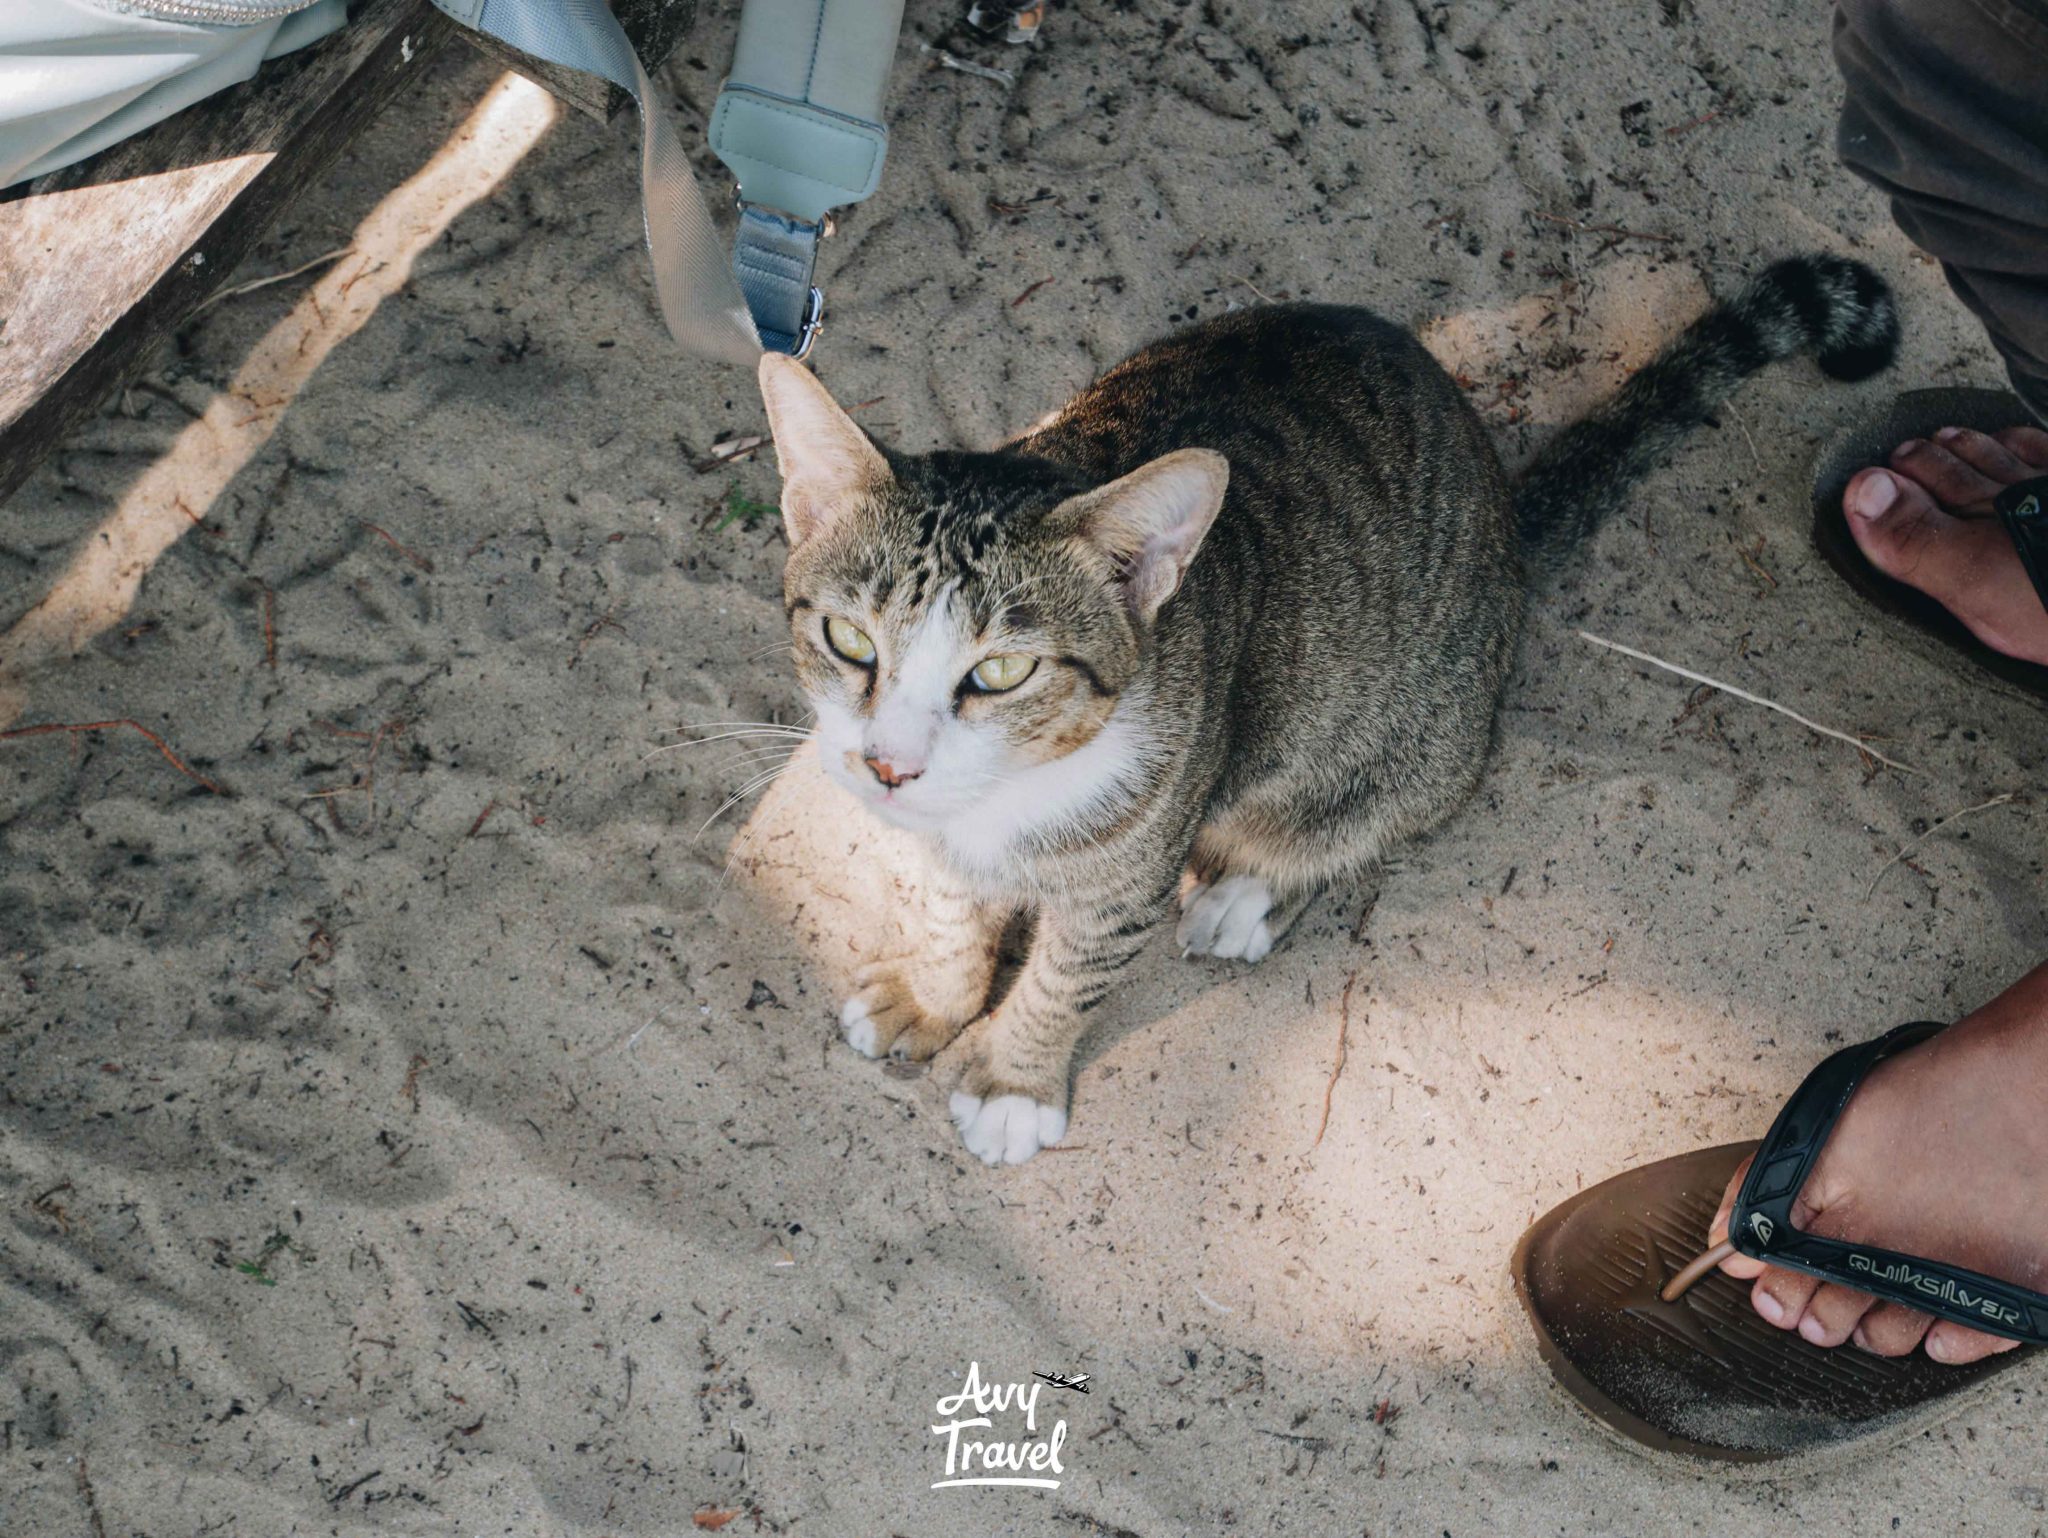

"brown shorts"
[1836, 0, 2048, 415]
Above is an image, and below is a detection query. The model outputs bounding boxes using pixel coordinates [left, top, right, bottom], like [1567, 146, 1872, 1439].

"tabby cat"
[757, 255, 1897, 1165]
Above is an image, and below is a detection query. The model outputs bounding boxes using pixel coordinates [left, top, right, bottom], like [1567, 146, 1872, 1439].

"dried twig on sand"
[261, 583, 279, 669]
[74, 1455, 109, 1538]
[569, 605, 625, 668]
[400, 1052, 430, 1112]
[688, 435, 767, 474]
[1737, 534, 1777, 590]
[1866, 793, 2021, 896]
[1577, 629, 1920, 775]
[1, 718, 226, 794]
[301, 717, 407, 830]
[360, 521, 433, 573]
[192, 246, 354, 314]
[1313, 972, 1360, 1150]
[1532, 210, 1675, 244]
[919, 42, 1015, 85]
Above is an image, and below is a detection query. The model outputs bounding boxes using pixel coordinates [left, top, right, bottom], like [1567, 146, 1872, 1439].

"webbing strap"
[733, 208, 823, 357]
[710, 0, 905, 357]
[1731, 1021, 2048, 1346]
[431, 0, 762, 366]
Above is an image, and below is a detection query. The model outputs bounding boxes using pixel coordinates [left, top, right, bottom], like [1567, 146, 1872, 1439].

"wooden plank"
[466, 0, 701, 121]
[0, 0, 706, 508]
[0, 0, 453, 507]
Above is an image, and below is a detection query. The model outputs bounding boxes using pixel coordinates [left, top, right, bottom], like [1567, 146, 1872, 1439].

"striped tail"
[1515, 253, 1899, 574]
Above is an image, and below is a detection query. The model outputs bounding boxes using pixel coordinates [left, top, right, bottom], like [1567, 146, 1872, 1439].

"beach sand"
[4, 2, 2045, 1532]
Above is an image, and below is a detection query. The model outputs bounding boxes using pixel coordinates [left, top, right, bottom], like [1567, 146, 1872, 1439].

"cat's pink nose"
[864, 755, 923, 788]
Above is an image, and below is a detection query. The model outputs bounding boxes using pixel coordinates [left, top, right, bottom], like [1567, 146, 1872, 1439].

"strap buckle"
[791, 284, 826, 360]
[731, 196, 832, 359]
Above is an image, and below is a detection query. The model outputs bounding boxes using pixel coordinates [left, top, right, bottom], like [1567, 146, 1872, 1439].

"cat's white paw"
[839, 995, 882, 1058]
[949, 1091, 1067, 1166]
[1176, 874, 1275, 963]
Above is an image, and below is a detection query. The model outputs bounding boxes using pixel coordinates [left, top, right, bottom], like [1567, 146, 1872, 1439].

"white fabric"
[0, 0, 346, 189]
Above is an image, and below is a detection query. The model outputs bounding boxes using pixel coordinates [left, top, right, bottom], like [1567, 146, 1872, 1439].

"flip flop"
[1512, 1021, 2046, 1467]
[1811, 385, 2048, 702]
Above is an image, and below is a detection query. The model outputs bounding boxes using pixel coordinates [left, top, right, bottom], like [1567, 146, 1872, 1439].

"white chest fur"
[933, 684, 1158, 888]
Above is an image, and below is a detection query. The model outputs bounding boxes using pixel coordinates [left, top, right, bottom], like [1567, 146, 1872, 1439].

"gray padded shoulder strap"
[709, 0, 898, 221]
[708, 0, 905, 357]
[431, 0, 903, 364]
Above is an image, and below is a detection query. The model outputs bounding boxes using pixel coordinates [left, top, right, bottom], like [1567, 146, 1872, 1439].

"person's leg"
[1830, 0, 2048, 665]
[1835, 0, 2048, 416]
[1707, 960, 2048, 1362]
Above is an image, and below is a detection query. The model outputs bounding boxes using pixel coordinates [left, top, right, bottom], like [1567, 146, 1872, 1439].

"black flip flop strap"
[1997, 476, 2048, 617]
[1730, 1020, 2048, 1345]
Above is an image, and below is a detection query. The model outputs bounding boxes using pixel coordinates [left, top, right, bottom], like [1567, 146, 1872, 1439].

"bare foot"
[1844, 424, 2048, 665]
[1708, 962, 2048, 1363]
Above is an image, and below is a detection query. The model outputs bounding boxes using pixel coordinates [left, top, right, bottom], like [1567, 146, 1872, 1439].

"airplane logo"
[1033, 1370, 1091, 1394]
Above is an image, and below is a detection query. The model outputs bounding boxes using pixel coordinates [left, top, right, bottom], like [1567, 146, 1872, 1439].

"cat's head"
[759, 354, 1228, 833]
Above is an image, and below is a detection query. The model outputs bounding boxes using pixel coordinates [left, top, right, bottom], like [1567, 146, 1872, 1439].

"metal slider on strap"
[729, 204, 829, 359]
[709, 70, 893, 357]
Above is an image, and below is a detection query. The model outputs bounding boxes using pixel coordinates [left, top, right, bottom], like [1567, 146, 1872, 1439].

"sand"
[4, 1, 2046, 1533]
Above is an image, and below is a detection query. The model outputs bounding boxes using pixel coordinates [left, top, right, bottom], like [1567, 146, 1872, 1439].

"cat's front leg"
[934, 893, 1163, 1165]
[840, 875, 1009, 1063]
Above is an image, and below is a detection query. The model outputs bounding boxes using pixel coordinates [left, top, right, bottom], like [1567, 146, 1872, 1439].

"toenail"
[1849, 473, 1898, 521]
[1934, 426, 1962, 443]
[1799, 1315, 1830, 1345]
[1851, 1325, 1872, 1352]
[1755, 1292, 1785, 1325]
[1926, 1333, 1952, 1363]
[1896, 438, 1926, 455]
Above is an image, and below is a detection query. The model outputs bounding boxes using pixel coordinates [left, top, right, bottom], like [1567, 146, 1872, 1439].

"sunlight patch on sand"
[0, 72, 559, 727]
[1419, 252, 1709, 439]
[719, 738, 1790, 1367]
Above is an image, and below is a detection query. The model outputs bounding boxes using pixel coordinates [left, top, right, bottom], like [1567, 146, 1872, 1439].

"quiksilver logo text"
[1847, 1253, 2022, 1326]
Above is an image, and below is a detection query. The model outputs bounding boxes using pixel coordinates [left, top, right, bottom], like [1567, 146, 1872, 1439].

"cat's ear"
[1054, 449, 1229, 623]
[757, 353, 890, 547]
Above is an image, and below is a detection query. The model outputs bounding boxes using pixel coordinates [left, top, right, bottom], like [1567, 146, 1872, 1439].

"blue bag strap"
[709, 0, 904, 357]
[430, 0, 904, 363]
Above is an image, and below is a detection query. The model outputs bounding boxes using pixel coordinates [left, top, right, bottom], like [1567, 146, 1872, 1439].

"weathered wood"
[465, 0, 700, 121]
[0, 0, 453, 507]
[0, 0, 702, 509]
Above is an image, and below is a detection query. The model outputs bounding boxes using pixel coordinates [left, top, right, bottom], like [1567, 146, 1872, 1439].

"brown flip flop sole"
[1810, 385, 2048, 703]
[1510, 1141, 2035, 1468]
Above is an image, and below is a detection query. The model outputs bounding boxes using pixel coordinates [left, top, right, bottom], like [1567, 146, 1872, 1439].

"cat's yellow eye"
[824, 617, 876, 665]
[969, 654, 1037, 693]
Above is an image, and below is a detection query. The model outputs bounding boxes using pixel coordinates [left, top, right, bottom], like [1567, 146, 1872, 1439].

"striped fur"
[1516, 254, 1898, 571]
[760, 252, 1897, 1166]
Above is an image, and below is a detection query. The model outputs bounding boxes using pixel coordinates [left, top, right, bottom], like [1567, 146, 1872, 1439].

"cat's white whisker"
[663, 729, 806, 741]
[643, 726, 815, 762]
[675, 728, 812, 746]
[725, 746, 802, 770]
[657, 714, 816, 736]
[696, 761, 798, 837]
